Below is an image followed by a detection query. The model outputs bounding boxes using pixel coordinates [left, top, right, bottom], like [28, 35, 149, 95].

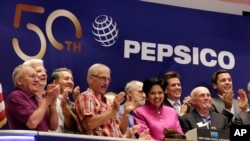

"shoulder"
[134, 105, 146, 111]
[78, 90, 93, 99]
[179, 112, 193, 120]
[236, 111, 250, 117]
[7, 89, 27, 101]
[163, 105, 175, 112]
[211, 97, 224, 107]
[133, 105, 148, 115]
[212, 97, 221, 102]
[232, 98, 239, 104]
[211, 112, 227, 119]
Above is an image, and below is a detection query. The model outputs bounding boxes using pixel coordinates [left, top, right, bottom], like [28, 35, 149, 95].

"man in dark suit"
[163, 71, 193, 116]
[210, 69, 248, 122]
[179, 86, 229, 134]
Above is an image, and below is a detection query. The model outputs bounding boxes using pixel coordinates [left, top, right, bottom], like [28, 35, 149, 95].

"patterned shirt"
[75, 88, 122, 137]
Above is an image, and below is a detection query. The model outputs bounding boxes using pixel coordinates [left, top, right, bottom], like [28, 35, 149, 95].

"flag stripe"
[0, 82, 7, 128]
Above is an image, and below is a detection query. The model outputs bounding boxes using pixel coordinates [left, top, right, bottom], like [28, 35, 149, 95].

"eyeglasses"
[91, 75, 111, 82]
[23, 73, 39, 80]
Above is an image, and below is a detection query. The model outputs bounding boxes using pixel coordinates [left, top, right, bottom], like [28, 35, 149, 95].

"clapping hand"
[123, 124, 141, 138]
[124, 95, 139, 114]
[112, 92, 125, 112]
[44, 84, 60, 106]
[180, 96, 191, 116]
[222, 90, 234, 110]
[237, 89, 248, 111]
[163, 128, 178, 136]
[61, 88, 70, 107]
[138, 128, 151, 140]
[72, 86, 80, 102]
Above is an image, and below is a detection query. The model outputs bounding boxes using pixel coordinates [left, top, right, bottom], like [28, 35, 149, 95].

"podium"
[185, 128, 229, 141]
[0, 130, 137, 141]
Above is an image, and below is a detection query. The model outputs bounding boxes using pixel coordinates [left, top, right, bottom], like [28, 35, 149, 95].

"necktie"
[173, 102, 180, 115]
[202, 116, 211, 129]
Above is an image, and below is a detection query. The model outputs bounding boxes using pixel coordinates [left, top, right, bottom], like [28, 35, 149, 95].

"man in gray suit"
[210, 69, 248, 122]
[179, 86, 229, 133]
[234, 107, 250, 125]
[233, 83, 250, 125]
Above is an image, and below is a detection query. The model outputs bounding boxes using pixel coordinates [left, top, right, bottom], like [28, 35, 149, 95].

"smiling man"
[163, 71, 192, 116]
[210, 69, 248, 122]
[50, 67, 78, 133]
[75, 63, 126, 137]
[179, 86, 229, 133]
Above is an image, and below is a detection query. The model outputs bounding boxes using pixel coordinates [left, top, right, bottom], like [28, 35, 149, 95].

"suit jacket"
[164, 98, 195, 116]
[179, 109, 229, 134]
[211, 96, 241, 121]
[234, 111, 250, 125]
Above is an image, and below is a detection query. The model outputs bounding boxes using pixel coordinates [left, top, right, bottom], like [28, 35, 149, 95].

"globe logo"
[92, 15, 119, 47]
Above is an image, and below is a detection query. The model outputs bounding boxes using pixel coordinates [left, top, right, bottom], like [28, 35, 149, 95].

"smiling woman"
[133, 77, 184, 141]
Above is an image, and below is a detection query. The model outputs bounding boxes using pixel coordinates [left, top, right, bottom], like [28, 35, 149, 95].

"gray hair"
[87, 63, 110, 76]
[12, 64, 34, 87]
[124, 80, 143, 93]
[23, 59, 44, 67]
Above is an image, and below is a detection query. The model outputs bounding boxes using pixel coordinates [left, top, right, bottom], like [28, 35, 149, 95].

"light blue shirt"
[119, 104, 134, 129]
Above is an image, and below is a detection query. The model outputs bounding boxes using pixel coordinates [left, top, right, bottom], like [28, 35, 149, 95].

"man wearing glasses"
[6, 64, 59, 131]
[75, 63, 125, 138]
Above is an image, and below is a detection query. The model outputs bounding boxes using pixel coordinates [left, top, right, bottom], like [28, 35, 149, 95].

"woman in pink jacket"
[133, 77, 184, 141]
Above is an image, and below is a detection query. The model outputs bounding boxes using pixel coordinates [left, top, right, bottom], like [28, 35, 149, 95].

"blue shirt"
[119, 104, 134, 129]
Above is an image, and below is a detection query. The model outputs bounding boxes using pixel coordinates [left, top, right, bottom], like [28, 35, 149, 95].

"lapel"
[193, 109, 204, 123]
[212, 96, 225, 113]
[164, 99, 174, 108]
[209, 112, 216, 126]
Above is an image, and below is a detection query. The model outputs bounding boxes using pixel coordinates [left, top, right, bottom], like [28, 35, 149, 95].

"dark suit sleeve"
[179, 116, 191, 134]
[233, 113, 243, 125]
[221, 109, 234, 122]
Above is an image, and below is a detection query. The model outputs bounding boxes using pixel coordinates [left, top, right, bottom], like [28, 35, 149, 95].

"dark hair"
[163, 71, 180, 86]
[143, 77, 166, 96]
[211, 69, 230, 84]
[50, 67, 72, 83]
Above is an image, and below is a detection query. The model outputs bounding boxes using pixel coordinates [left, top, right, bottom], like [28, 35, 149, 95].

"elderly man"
[119, 80, 146, 132]
[23, 59, 47, 101]
[75, 63, 125, 137]
[179, 86, 229, 133]
[6, 64, 59, 131]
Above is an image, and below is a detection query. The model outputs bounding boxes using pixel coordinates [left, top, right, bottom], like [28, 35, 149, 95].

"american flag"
[0, 83, 7, 128]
